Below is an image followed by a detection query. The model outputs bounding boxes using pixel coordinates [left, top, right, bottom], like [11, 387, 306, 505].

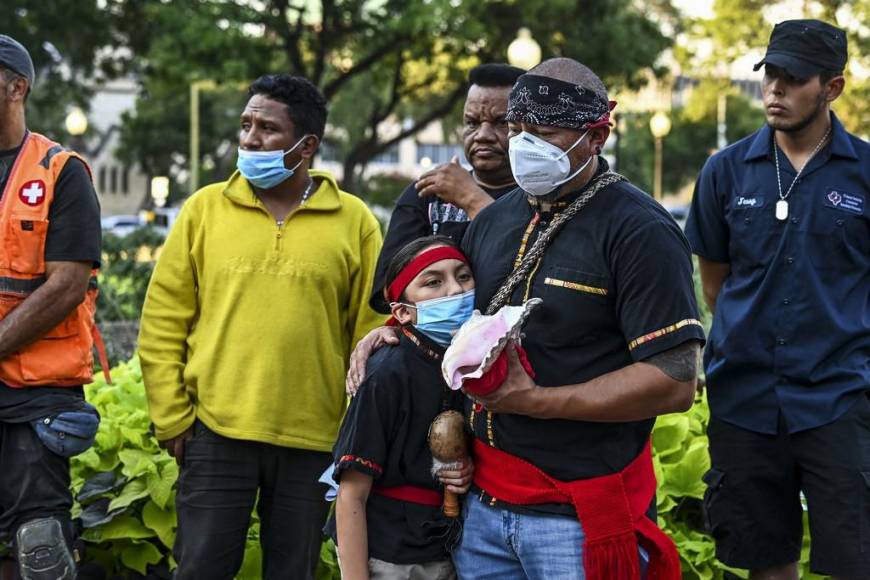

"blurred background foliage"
[2, 0, 866, 201]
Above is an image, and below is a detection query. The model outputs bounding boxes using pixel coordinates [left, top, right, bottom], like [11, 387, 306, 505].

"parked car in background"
[149, 206, 181, 237]
[664, 203, 689, 229]
[101, 214, 144, 238]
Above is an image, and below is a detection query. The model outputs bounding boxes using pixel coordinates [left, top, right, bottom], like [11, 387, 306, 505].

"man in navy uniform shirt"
[686, 19, 869, 580]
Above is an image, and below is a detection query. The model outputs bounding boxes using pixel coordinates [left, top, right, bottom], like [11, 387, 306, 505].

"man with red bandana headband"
[350, 57, 705, 579]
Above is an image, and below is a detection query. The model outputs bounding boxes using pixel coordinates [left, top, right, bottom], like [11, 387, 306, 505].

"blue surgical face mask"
[236, 135, 309, 189]
[397, 289, 475, 346]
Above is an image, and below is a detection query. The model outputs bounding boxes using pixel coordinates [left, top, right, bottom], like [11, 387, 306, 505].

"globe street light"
[65, 107, 88, 136]
[64, 107, 90, 157]
[151, 176, 170, 208]
[649, 111, 672, 201]
[507, 28, 542, 70]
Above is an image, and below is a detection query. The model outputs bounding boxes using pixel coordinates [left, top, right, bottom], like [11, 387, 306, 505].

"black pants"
[704, 392, 870, 577]
[174, 421, 332, 580]
[0, 421, 73, 545]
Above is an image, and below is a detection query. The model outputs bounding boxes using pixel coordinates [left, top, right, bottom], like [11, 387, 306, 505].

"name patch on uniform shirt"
[824, 189, 864, 215]
[734, 195, 764, 209]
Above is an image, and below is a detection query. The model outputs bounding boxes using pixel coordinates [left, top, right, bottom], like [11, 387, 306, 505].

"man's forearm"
[0, 271, 87, 359]
[528, 363, 696, 422]
[521, 343, 700, 422]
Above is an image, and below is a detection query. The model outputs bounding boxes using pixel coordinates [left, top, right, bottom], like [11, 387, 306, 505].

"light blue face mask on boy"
[410, 289, 476, 346]
[236, 135, 309, 189]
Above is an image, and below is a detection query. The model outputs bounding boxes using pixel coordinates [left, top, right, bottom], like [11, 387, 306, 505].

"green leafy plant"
[71, 358, 821, 579]
[72, 358, 340, 579]
[97, 227, 165, 324]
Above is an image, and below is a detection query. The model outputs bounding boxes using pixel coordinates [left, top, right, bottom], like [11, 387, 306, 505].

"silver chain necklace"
[773, 126, 830, 221]
[300, 177, 315, 204]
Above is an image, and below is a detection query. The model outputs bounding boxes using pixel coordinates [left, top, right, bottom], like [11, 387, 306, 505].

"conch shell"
[442, 298, 542, 391]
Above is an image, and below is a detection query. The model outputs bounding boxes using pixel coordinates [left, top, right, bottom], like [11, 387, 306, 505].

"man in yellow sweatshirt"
[138, 74, 385, 580]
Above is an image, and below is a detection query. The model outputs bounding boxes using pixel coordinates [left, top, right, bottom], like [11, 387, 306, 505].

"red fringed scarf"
[473, 439, 681, 580]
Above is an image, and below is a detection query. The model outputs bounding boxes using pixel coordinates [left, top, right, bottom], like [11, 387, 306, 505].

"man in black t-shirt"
[0, 36, 101, 580]
[369, 63, 524, 312]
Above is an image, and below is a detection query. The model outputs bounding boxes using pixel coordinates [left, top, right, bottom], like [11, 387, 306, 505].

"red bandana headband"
[387, 246, 469, 304]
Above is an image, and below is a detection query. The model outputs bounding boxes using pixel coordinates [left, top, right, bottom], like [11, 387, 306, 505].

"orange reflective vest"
[0, 131, 106, 387]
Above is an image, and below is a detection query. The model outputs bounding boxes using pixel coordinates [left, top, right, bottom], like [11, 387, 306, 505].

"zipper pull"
[276, 220, 283, 239]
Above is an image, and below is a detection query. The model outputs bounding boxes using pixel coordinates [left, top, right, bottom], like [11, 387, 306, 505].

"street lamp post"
[189, 80, 217, 195]
[507, 28, 542, 70]
[649, 111, 671, 201]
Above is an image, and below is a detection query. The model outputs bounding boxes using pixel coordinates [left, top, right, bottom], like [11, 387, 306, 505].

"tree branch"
[372, 82, 467, 156]
[369, 54, 405, 129]
[312, 0, 335, 85]
[322, 37, 407, 99]
[267, 0, 308, 77]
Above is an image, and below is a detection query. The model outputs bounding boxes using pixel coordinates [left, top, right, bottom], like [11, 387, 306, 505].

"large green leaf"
[118, 449, 160, 479]
[652, 414, 690, 460]
[659, 438, 710, 499]
[142, 500, 176, 549]
[120, 540, 163, 574]
[148, 460, 179, 509]
[108, 477, 151, 512]
[82, 515, 156, 542]
[237, 539, 262, 580]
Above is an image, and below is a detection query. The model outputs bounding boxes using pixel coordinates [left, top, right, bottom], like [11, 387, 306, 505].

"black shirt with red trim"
[461, 159, 705, 513]
[325, 327, 465, 564]
[369, 177, 516, 313]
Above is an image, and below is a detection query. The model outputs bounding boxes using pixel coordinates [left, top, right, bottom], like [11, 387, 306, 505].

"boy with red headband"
[328, 236, 474, 580]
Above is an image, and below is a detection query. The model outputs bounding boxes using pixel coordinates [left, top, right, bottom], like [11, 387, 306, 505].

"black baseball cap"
[0, 35, 34, 86]
[753, 19, 847, 79]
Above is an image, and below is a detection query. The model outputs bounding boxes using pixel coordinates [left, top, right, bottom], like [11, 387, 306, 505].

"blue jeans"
[453, 497, 649, 580]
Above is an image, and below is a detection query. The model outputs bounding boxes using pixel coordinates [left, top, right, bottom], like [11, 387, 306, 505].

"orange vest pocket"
[0, 299, 93, 386]
[6, 216, 48, 274]
[19, 333, 93, 384]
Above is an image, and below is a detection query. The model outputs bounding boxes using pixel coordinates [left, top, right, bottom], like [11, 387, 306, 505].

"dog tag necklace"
[773, 126, 830, 221]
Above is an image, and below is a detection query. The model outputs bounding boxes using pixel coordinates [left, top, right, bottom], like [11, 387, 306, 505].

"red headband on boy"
[386, 246, 468, 304]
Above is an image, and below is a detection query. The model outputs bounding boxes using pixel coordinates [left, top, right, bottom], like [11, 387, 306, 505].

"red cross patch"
[18, 180, 47, 207]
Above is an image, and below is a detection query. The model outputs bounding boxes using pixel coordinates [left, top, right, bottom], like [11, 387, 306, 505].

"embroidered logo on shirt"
[735, 195, 763, 209]
[824, 188, 864, 215]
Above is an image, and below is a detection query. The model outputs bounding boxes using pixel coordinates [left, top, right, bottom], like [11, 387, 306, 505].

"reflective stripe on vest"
[0, 275, 98, 295]
[0, 276, 46, 294]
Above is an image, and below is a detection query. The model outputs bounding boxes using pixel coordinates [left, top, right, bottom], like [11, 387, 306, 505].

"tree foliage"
[680, 0, 869, 137]
[108, 0, 674, 195]
[616, 85, 764, 198]
[0, 1, 121, 138]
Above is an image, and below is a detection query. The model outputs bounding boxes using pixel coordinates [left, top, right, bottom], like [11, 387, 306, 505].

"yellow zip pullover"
[139, 171, 385, 450]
